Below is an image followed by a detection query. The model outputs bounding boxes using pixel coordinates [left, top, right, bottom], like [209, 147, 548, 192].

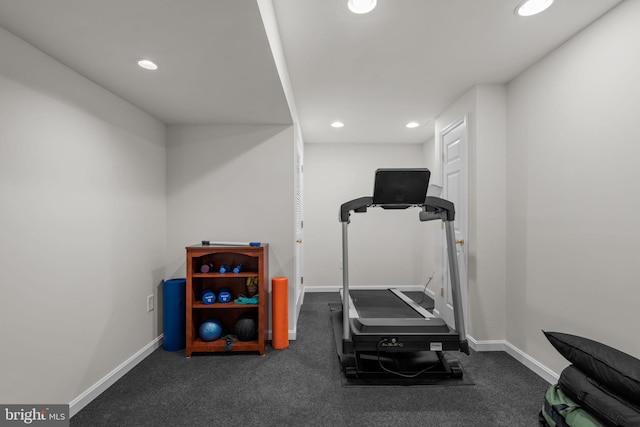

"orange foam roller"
[271, 276, 289, 349]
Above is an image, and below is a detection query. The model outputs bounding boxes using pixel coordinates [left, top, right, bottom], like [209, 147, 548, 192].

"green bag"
[540, 384, 604, 427]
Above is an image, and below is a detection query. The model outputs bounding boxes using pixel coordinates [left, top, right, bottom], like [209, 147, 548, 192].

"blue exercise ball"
[199, 319, 223, 341]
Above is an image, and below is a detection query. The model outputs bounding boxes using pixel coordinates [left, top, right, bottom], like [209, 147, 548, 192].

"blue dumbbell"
[201, 289, 216, 304]
[218, 288, 232, 303]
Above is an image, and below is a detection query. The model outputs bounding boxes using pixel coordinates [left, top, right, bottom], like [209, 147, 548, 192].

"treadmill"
[338, 168, 469, 379]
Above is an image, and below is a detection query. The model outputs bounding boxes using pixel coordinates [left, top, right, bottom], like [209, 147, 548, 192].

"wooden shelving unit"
[185, 244, 268, 356]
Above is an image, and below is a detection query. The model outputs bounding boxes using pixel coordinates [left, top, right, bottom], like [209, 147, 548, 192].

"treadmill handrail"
[339, 196, 373, 223]
[340, 193, 468, 355]
[420, 196, 456, 222]
[340, 195, 455, 224]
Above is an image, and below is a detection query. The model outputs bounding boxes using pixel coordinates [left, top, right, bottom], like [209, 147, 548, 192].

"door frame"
[438, 115, 469, 332]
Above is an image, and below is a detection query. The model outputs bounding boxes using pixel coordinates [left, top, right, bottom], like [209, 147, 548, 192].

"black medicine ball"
[235, 313, 258, 341]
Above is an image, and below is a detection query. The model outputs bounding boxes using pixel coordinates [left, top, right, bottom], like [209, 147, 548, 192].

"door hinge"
[301, 276, 304, 285]
[440, 288, 444, 297]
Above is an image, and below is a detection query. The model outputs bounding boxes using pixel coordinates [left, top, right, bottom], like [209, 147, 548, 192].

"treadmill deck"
[341, 288, 461, 352]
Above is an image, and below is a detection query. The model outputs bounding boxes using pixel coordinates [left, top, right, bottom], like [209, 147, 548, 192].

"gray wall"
[304, 143, 430, 289]
[505, 0, 640, 374]
[0, 27, 166, 404]
[165, 124, 296, 329]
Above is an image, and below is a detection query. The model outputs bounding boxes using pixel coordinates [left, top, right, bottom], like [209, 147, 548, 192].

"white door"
[294, 128, 304, 323]
[438, 116, 468, 331]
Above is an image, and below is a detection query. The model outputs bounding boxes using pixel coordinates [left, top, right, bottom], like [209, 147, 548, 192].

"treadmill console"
[372, 168, 430, 209]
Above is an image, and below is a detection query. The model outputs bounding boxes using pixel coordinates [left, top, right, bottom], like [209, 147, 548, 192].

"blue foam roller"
[163, 278, 186, 351]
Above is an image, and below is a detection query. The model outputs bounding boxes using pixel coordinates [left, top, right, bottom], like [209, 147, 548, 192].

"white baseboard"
[468, 335, 559, 384]
[503, 341, 559, 385]
[69, 335, 163, 417]
[467, 336, 507, 352]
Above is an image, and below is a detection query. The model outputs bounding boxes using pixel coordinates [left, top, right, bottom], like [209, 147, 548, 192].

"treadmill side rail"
[390, 288, 436, 319]
[341, 222, 350, 341]
[444, 219, 468, 353]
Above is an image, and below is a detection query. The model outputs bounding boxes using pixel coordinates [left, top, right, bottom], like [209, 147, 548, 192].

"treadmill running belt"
[350, 290, 422, 319]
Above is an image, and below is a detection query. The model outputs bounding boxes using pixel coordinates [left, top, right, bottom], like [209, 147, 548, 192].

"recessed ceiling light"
[515, 0, 554, 17]
[331, 121, 345, 128]
[137, 59, 159, 71]
[406, 122, 420, 128]
[348, 0, 377, 14]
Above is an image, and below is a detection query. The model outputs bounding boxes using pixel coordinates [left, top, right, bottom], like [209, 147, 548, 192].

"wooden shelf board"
[192, 272, 258, 278]
[188, 338, 264, 353]
[192, 302, 258, 309]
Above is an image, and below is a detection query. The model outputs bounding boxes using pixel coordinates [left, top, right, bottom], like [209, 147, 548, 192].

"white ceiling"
[0, 0, 623, 144]
[0, 0, 292, 126]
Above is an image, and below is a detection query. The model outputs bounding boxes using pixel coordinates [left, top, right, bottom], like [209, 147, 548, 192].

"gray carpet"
[71, 292, 549, 426]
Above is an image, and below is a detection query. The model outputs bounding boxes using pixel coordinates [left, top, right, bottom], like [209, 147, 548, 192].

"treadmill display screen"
[372, 168, 430, 207]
